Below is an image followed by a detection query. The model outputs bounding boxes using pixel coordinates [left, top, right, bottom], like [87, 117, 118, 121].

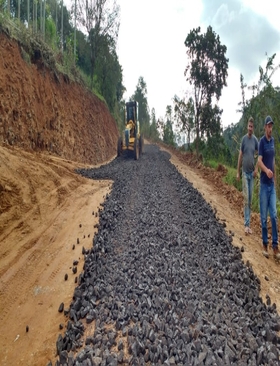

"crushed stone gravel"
[55, 144, 280, 366]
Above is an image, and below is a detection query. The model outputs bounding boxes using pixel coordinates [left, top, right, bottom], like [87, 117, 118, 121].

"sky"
[117, 0, 280, 129]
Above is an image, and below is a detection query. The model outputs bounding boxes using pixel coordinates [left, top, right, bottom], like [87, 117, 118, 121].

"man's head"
[247, 116, 254, 136]
[264, 115, 274, 139]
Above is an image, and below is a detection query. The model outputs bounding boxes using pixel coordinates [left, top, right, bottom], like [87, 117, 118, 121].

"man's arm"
[258, 156, 274, 179]
[254, 146, 259, 177]
[274, 158, 276, 187]
[236, 150, 242, 181]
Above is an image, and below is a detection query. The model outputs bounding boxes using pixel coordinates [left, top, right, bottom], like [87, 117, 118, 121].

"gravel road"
[55, 144, 280, 366]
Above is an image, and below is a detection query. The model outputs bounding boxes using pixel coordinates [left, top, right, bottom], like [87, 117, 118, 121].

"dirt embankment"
[0, 31, 119, 165]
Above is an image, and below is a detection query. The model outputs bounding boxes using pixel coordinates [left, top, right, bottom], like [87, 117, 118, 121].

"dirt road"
[0, 145, 113, 365]
[0, 143, 280, 365]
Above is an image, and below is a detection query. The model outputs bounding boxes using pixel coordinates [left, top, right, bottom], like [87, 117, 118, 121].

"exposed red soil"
[0, 32, 118, 165]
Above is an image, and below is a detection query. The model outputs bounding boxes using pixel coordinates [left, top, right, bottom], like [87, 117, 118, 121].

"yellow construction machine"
[117, 101, 143, 160]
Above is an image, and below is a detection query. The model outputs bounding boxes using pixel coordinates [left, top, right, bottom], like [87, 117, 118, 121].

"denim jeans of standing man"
[260, 182, 278, 248]
[242, 171, 254, 228]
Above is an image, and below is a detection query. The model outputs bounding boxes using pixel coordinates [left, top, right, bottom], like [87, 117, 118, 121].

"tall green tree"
[149, 107, 159, 141]
[75, 28, 91, 74]
[163, 121, 175, 146]
[163, 105, 175, 146]
[173, 95, 195, 148]
[200, 103, 222, 138]
[184, 26, 228, 154]
[131, 76, 150, 136]
[75, 0, 120, 89]
[95, 34, 124, 112]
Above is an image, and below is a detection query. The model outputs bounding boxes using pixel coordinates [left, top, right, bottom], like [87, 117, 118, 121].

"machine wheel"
[139, 135, 144, 155]
[117, 137, 122, 157]
[134, 138, 139, 160]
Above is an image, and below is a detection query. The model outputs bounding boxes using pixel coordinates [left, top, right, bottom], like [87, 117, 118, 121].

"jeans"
[242, 172, 254, 227]
[259, 182, 278, 248]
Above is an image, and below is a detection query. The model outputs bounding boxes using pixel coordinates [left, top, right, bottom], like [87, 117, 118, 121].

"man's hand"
[236, 172, 240, 181]
[266, 168, 274, 179]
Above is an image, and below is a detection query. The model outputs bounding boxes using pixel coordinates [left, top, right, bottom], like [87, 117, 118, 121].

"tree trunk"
[74, 0, 76, 61]
[90, 35, 96, 90]
[61, 0, 64, 52]
[40, 0, 42, 35]
[27, 0, 29, 27]
[196, 116, 199, 156]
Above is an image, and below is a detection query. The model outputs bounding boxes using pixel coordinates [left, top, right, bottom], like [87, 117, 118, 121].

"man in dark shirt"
[258, 115, 280, 259]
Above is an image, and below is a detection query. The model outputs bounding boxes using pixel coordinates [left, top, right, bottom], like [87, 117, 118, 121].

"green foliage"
[200, 103, 223, 138]
[196, 133, 232, 166]
[223, 53, 280, 176]
[45, 16, 57, 49]
[189, 137, 205, 153]
[149, 108, 160, 141]
[132, 77, 150, 136]
[204, 159, 219, 170]
[0, 0, 5, 13]
[76, 29, 91, 75]
[223, 166, 242, 191]
[173, 95, 195, 149]
[62, 34, 78, 74]
[94, 35, 124, 113]
[223, 122, 243, 167]
[163, 120, 175, 146]
[184, 26, 229, 154]
[209, 134, 231, 165]
[75, 0, 120, 89]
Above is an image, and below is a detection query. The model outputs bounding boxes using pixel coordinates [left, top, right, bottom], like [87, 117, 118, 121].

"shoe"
[273, 247, 280, 259]
[263, 245, 269, 258]
[245, 227, 249, 235]
[248, 228, 252, 234]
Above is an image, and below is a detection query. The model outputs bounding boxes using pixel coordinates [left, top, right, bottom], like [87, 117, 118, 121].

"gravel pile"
[54, 144, 280, 366]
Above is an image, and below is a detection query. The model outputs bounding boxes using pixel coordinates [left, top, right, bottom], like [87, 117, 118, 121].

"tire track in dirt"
[0, 144, 115, 365]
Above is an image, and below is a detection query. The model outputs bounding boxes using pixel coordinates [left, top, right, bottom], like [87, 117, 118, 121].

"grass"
[222, 165, 280, 216]
[204, 159, 219, 170]
[204, 160, 261, 214]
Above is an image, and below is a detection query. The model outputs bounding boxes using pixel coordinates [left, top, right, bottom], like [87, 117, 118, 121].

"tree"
[47, 0, 73, 51]
[95, 34, 124, 112]
[163, 105, 175, 146]
[131, 76, 150, 136]
[200, 103, 222, 138]
[239, 53, 280, 138]
[173, 95, 195, 148]
[75, 28, 91, 74]
[75, 0, 120, 89]
[163, 120, 174, 146]
[149, 107, 160, 141]
[184, 26, 228, 154]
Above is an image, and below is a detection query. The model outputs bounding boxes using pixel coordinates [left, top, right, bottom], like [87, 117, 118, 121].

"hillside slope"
[0, 31, 119, 165]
